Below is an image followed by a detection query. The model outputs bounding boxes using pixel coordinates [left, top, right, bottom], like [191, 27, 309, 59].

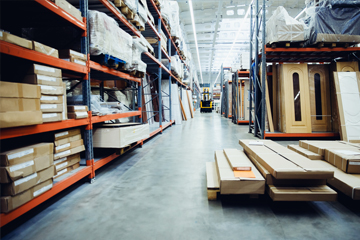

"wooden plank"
[206, 162, 220, 201]
[272, 63, 278, 131]
[266, 78, 275, 132]
[186, 91, 194, 118]
[179, 95, 187, 121]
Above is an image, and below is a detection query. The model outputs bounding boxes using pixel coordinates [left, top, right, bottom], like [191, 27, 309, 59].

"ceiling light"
[189, 0, 204, 84]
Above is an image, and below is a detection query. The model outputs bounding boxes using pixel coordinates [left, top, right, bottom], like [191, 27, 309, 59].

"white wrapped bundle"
[168, 1, 180, 38]
[126, 37, 147, 73]
[123, 0, 137, 13]
[89, 10, 132, 63]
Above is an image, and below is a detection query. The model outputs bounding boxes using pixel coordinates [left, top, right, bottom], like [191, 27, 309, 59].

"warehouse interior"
[0, 0, 360, 239]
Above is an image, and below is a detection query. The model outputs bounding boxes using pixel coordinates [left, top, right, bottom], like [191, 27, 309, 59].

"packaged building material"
[0, 30, 33, 49]
[93, 123, 150, 148]
[54, 128, 81, 141]
[39, 85, 64, 95]
[40, 104, 63, 113]
[299, 140, 360, 157]
[61, 56, 86, 66]
[303, 0, 360, 46]
[54, 139, 83, 154]
[32, 41, 59, 58]
[0, 81, 41, 99]
[42, 113, 62, 123]
[88, 10, 132, 63]
[287, 144, 323, 160]
[59, 49, 87, 62]
[67, 105, 88, 112]
[54, 153, 81, 172]
[1, 165, 55, 196]
[54, 163, 80, 179]
[0, 154, 54, 183]
[266, 6, 305, 44]
[0, 98, 40, 112]
[223, 149, 252, 171]
[53, 145, 85, 160]
[240, 139, 334, 179]
[68, 111, 88, 119]
[0, 111, 42, 128]
[28, 64, 62, 78]
[54, 134, 82, 147]
[40, 95, 63, 104]
[0, 179, 53, 213]
[23, 74, 62, 86]
[161, 1, 181, 38]
[267, 185, 337, 201]
[50, 0, 82, 22]
[215, 150, 265, 195]
[206, 162, 220, 200]
[126, 37, 147, 73]
[324, 148, 360, 173]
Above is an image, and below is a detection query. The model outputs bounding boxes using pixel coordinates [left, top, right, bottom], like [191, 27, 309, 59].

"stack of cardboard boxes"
[26, 64, 67, 123]
[0, 81, 43, 128]
[59, 49, 87, 66]
[0, 143, 55, 213]
[50, 0, 83, 22]
[67, 105, 89, 119]
[53, 128, 85, 179]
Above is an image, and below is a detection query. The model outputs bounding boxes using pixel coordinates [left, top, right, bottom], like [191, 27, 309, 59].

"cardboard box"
[1, 165, 55, 196]
[61, 56, 86, 66]
[53, 145, 85, 160]
[39, 85, 64, 95]
[50, 0, 83, 22]
[54, 139, 83, 153]
[0, 98, 40, 112]
[325, 148, 360, 173]
[42, 113, 62, 123]
[299, 140, 359, 157]
[54, 128, 81, 141]
[314, 160, 360, 200]
[40, 104, 63, 113]
[54, 134, 82, 147]
[23, 74, 62, 86]
[267, 185, 337, 201]
[59, 49, 87, 61]
[0, 81, 41, 99]
[287, 144, 323, 160]
[0, 154, 54, 183]
[40, 95, 63, 104]
[62, 82, 67, 121]
[0, 111, 43, 128]
[0, 179, 53, 213]
[93, 123, 150, 148]
[54, 153, 81, 172]
[67, 111, 88, 119]
[32, 41, 59, 58]
[54, 163, 80, 179]
[223, 149, 252, 171]
[215, 150, 265, 195]
[67, 105, 88, 112]
[0, 30, 33, 49]
[0, 143, 53, 166]
[28, 64, 62, 78]
[239, 140, 334, 179]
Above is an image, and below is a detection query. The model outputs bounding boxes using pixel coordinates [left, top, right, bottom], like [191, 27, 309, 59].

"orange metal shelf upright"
[89, 61, 141, 83]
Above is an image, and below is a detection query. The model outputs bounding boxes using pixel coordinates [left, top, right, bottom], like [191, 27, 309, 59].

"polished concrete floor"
[2, 112, 360, 240]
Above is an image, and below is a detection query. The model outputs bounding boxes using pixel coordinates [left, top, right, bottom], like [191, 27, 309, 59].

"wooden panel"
[266, 79, 275, 132]
[308, 65, 332, 132]
[179, 95, 187, 121]
[272, 63, 279, 131]
[335, 61, 359, 72]
[279, 63, 312, 133]
[244, 80, 250, 121]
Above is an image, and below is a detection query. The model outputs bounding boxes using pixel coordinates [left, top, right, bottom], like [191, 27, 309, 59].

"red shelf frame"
[91, 111, 141, 123]
[90, 61, 141, 83]
[237, 120, 249, 124]
[0, 41, 88, 74]
[264, 132, 340, 139]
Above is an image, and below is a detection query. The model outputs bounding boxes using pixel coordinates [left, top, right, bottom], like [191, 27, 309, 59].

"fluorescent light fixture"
[189, 0, 204, 84]
[295, 8, 306, 20]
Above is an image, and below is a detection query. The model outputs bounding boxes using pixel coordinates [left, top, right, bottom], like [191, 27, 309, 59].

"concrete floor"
[2, 112, 360, 240]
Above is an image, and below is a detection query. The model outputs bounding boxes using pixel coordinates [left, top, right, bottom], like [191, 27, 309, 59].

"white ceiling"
[176, 0, 305, 82]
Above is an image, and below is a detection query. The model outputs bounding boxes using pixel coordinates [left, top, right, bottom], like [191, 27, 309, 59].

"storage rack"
[248, 0, 360, 139]
[232, 70, 250, 124]
[0, 0, 194, 227]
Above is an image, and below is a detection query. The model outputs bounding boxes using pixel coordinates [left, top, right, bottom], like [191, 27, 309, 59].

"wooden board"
[335, 61, 359, 72]
[272, 63, 279, 131]
[308, 65, 332, 132]
[186, 91, 194, 118]
[179, 95, 187, 121]
[265, 77, 275, 132]
[206, 162, 220, 200]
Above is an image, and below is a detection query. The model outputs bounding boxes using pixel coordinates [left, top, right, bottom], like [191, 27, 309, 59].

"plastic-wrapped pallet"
[163, 1, 181, 38]
[126, 37, 147, 73]
[266, 6, 305, 44]
[302, 0, 360, 46]
[88, 10, 132, 63]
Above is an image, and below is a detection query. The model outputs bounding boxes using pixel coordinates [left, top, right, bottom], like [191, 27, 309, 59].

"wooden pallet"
[113, 0, 125, 7]
[266, 41, 305, 48]
[147, 47, 155, 57]
[154, 0, 161, 9]
[120, 5, 135, 20]
[130, 70, 145, 78]
[130, 17, 145, 31]
[171, 70, 180, 79]
[314, 42, 356, 48]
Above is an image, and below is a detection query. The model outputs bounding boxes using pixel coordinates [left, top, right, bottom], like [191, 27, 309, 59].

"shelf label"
[35, 65, 55, 73]
[40, 85, 56, 90]
[41, 104, 58, 110]
[54, 157, 68, 165]
[56, 143, 71, 151]
[37, 75, 57, 82]
[55, 131, 69, 138]
[349, 162, 360, 165]
[42, 113, 58, 118]
[54, 150, 71, 158]
[14, 173, 37, 186]
[41, 96, 58, 101]
[9, 160, 34, 172]
[76, 112, 88, 117]
[8, 148, 34, 160]
[33, 184, 53, 197]
[56, 162, 68, 170]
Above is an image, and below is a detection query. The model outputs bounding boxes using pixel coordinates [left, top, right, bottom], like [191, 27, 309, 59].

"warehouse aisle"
[2, 113, 360, 240]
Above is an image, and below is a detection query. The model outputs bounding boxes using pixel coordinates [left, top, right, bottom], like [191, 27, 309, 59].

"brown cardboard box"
[325, 148, 360, 173]
[215, 150, 265, 195]
[239, 140, 334, 179]
[42, 113, 62, 123]
[54, 134, 81, 147]
[287, 144, 323, 160]
[40, 104, 63, 113]
[50, 0, 83, 22]
[1, 165, 55, 196]
[0, 31, 33, 49]
[0, 111, 43, 128]
[223, 149, 252, 171]
[0, 143, 53, 166]
[299, 140, 359, 157]
[67, 105, 88, 112]
[39, 85, 64, 95]
[267, 185, 337, 201]
[0, 154, 54, 183]
[54, 154, 81, 172]
[61, 56, 86, 66]
[32, 41, 59, 58]
[0, 81, 41, 99]
[59, 49, 87, 61]
[54, 139, 83, 153]
[0, 98, 40, 112]
[54, 128, 81, 141]
[67, 112, 88, 119]
[62, 82, 67, 121]
[315, 160, 360, 200]
[40, 95, 63, 104]
[0, 179, 53, 213]
[23, 74, 62, 86]
[53, 145, 85, 160]
[28, 64, 62, 78]
[53, 163, 80, 179]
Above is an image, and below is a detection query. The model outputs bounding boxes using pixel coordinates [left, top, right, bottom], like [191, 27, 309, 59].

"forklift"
[200, 88, 213, 113]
